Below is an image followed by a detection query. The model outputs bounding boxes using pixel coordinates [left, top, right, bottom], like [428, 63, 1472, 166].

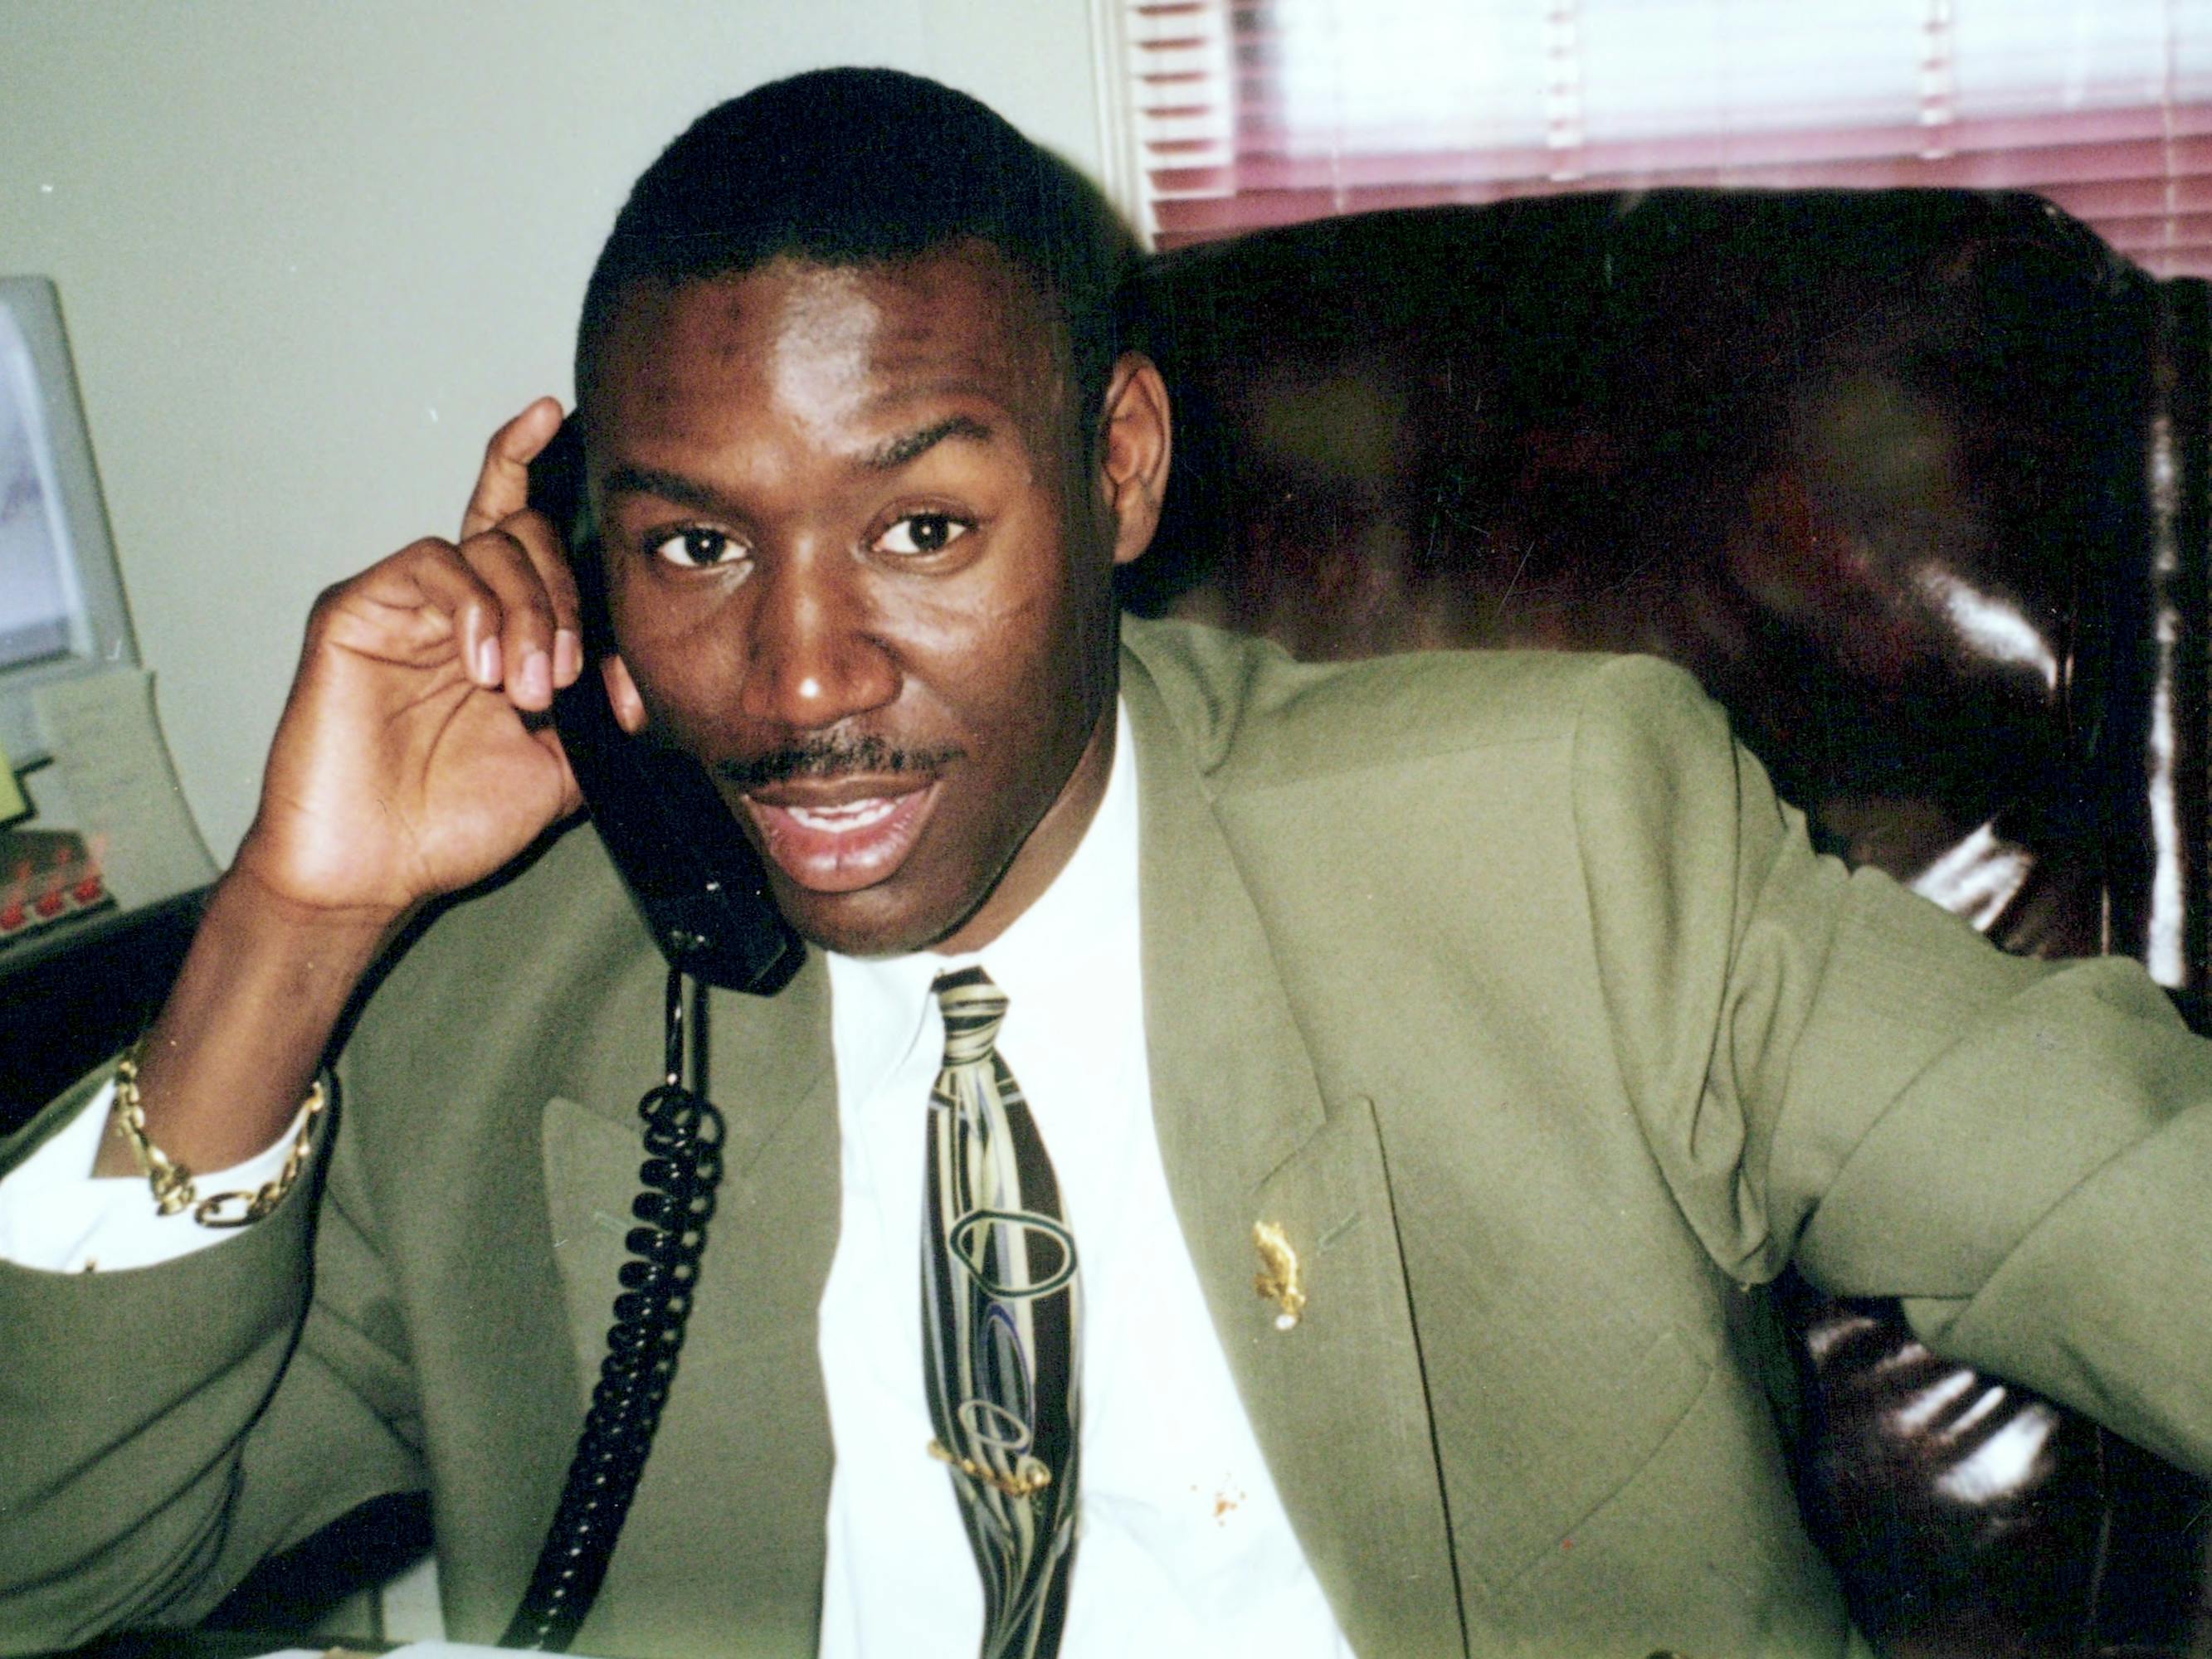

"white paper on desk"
[32, 666, 217, 909]
[392, 1645, 618, 1659]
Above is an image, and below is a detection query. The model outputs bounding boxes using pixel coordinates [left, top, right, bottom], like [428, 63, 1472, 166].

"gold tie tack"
[1252, 1220, 1307, 1330]
[927, 1438, 1055, 1499]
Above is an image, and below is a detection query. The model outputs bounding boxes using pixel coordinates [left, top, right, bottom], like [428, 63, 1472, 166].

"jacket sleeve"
[0, 1065, 426, 1651]
[1571, 652, 2212, 1477]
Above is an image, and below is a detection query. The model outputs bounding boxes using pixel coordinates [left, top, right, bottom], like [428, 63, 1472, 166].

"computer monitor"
[0, 276, 137, 771]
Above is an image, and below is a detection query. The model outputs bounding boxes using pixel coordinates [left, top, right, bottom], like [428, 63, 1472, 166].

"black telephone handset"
[529, 418, 801, 996]
[504, 419, 796, 1652]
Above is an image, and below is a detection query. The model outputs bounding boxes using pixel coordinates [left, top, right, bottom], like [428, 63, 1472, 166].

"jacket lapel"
[537, 946, 844, 1649]
[540, 951, 838, 1395]
[1124, 652, 1465, 1659]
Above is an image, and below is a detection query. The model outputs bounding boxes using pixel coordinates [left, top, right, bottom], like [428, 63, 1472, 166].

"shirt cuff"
[0, 1078, 318, 1273]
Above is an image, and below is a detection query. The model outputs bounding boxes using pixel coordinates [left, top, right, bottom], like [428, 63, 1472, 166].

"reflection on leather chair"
[1123, 189, 2212, 1657]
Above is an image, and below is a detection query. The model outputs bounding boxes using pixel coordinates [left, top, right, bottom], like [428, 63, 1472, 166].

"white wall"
[0, 0, 1108, 855]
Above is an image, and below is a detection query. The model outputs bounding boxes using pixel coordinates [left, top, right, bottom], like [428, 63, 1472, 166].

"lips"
[743, 778, 940, 894]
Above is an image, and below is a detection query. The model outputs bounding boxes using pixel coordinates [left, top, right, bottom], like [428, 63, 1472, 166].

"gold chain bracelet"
[113, 1044, 327, 1228]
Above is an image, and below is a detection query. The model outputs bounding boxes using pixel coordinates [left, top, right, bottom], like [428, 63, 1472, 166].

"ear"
[602, 654, 650, 734]
[1094, 352, 1172, 567]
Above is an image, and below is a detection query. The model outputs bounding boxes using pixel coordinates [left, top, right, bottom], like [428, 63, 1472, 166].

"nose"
[737, 542, 899, 732]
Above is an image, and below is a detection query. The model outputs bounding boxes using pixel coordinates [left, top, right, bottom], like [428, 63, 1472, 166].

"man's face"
[587, 246, 1146, 957]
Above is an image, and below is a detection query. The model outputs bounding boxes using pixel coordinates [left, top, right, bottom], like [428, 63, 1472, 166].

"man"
[3, 66, 2210, 1659]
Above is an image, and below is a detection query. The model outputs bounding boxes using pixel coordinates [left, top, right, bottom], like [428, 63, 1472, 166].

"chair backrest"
[1124, 189, 2212, 1657]
[1126, 189, 2212, 998]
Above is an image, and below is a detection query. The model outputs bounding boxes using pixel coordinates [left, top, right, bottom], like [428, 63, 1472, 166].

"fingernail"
[553, 628, 582, 686]
[476, 638, 500, 685]
[519, 648, 553, 704]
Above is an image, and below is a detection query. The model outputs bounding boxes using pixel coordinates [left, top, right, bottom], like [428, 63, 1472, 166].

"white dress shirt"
[0, 703, 1355, 1657]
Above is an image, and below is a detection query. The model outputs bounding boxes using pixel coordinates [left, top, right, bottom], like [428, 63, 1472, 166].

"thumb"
[460, 397, 564, 541]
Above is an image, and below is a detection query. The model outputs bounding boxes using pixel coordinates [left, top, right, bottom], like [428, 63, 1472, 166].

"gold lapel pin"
[1252, 1220, 1306, 1331]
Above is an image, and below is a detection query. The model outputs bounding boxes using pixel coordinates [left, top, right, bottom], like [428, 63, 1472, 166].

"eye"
[874, 513, 971, 557]
[650, 527, 745, 569]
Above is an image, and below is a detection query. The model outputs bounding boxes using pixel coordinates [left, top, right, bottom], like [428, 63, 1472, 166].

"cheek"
[607, 581, 740, 738]
[941, 581, 1099, 740]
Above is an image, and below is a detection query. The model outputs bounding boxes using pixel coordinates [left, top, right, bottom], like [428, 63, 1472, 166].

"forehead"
[588, 245, 1066, 455]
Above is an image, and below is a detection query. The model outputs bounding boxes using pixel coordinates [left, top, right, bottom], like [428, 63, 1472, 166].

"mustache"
[712, 733, 964, 789]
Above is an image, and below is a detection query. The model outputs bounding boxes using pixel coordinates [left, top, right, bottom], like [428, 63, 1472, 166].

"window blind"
[1121, 0, 2212, 274]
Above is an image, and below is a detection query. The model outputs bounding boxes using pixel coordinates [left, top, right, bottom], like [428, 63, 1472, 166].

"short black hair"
[576, 68, 1138, 451]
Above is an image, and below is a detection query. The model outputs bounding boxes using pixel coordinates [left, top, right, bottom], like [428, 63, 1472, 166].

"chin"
[772, 873, 983, 961]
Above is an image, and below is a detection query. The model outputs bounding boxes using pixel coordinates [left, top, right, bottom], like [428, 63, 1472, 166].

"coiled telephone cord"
[501, 968, 724, 1651]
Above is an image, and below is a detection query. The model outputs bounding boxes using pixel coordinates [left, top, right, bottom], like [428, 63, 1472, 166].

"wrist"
[222, 834, 420, 941]
[105, 864, 404, 1175]
[110, 1041, 327, 1225]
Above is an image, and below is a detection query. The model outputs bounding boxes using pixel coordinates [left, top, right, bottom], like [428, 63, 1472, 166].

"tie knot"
[933, 966, 1007, 1067]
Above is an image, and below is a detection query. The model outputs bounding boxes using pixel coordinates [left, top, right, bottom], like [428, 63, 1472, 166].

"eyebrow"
[861, 414, 998, 472]
[597, 464, 724, 513]
[596, 415, 1003, 513]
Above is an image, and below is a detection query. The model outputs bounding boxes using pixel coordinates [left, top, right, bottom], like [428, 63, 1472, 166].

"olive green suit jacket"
[6, 618, 2212, 1659]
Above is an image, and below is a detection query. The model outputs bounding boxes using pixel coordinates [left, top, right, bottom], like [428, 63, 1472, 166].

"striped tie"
[922, 966, 1082, 1659]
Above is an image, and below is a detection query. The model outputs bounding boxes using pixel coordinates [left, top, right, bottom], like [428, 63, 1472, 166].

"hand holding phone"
[110, 402, 592, 1177]
[229, 400, 586, 926]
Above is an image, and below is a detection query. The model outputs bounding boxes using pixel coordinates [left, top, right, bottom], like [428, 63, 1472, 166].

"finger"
[456, 528, 564, 712]
[314, 538, 504, 688]
[460, 397, 563, 542]
[494, 508, 586, 688]
[369, 539, 508, 688]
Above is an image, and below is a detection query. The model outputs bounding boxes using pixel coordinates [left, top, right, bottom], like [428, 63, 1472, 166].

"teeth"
[784, 797, 899, 833]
